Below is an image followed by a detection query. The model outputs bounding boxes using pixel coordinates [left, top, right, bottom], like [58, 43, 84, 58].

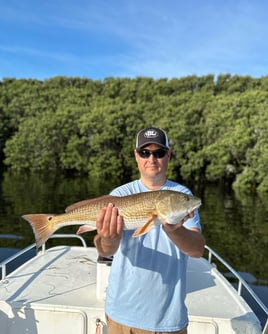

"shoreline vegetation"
[1, 74, 268, 196]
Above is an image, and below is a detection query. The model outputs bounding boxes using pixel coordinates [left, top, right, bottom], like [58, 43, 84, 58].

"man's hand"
[93, 203, 124, 257]
[96, 203, 123, 240]
[162, 211, 194, 233]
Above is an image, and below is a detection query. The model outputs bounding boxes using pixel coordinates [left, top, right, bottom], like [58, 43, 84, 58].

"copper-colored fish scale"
[63, 192, 161, 229]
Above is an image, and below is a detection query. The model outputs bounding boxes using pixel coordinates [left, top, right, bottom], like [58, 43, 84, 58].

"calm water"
[0, 171, 267, 324]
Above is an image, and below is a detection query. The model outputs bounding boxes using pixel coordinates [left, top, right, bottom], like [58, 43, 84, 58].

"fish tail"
[22, 214, 57, 248]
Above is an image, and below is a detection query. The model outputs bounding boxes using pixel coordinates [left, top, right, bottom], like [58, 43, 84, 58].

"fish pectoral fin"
[132, 215, 157, 238]
[76, 225, 96, 234]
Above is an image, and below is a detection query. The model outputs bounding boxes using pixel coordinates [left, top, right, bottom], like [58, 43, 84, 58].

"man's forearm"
[164, 226, 205, 258]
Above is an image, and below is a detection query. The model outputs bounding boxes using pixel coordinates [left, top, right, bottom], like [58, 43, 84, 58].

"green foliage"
[1, 74, 268, 193]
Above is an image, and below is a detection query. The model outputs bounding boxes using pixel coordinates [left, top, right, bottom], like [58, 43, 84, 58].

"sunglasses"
[136, 148, 168, 159]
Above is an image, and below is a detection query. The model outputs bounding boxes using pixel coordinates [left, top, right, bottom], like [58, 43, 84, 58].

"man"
[88, 127, 205, 334]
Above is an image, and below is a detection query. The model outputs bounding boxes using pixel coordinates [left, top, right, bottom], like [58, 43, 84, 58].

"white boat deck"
[0, 245, 264, 334]
[0, 246, 105, 334]
[186, 256, 261, 333]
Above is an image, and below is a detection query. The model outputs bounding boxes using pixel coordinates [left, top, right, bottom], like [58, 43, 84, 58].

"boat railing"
[205, 245, 268, 331]
[41, 233, 87, 252]
[0, 234, 87, 281]
[0, 243, 37, 281]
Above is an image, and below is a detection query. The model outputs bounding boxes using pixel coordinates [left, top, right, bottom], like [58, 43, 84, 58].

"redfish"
[22, 190, 201, 248]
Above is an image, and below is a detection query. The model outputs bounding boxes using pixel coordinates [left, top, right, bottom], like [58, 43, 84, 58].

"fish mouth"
[188, 203, 201, 214]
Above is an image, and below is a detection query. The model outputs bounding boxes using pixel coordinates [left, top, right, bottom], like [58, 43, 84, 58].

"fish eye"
[48, 216, 53, 221]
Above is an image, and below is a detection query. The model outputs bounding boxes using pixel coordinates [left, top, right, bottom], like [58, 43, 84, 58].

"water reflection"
[198, 184, 268, 282]
[0, 171, 267, 282]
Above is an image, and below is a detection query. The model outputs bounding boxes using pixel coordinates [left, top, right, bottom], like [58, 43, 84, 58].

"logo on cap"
[144, 130, 159, 138]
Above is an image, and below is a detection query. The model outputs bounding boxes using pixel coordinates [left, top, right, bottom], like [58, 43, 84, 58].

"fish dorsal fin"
[132, 214, 157, 238]
[65, 195, 114, 212]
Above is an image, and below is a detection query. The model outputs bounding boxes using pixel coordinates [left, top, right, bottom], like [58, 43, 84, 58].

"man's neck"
[140, 176, 167, 191]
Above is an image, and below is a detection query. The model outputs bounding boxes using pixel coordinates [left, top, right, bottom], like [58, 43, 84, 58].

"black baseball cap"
[136, 127, 169, 149]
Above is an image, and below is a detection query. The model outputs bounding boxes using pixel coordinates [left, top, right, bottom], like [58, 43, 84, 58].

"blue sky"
[0, 0, 267, 80]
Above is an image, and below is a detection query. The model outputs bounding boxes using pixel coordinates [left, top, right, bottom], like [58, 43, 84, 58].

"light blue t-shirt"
[105, 179, 201, 331]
